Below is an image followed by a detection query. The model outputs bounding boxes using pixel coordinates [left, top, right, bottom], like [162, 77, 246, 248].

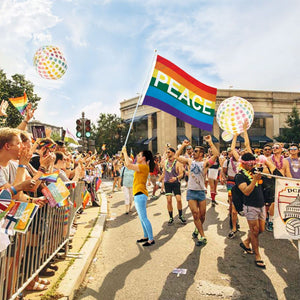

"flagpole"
[123, 49, 158, 148]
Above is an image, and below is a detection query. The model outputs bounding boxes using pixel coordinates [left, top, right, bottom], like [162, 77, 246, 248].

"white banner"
[274, 176, 300, 240]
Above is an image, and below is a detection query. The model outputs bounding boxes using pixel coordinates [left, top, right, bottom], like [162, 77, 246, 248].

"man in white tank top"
[175, 135, 219, 246]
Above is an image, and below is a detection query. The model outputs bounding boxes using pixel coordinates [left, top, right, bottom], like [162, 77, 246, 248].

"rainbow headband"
[240, 159, 256, 165]
[39, 141, 56, 149]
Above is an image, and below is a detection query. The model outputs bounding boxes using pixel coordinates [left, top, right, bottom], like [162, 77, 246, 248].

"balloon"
[221, 131, 233, 142]
[33, 46, 67, 80]
[216, 96, 254, 134]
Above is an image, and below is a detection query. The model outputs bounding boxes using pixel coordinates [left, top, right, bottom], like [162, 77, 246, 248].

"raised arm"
[231, 134, 240, 161]
[242, 120, 252, 154]
[203, 135, 219, 168]
[174, 140, 191, 165]
[122, 146, 140, 172]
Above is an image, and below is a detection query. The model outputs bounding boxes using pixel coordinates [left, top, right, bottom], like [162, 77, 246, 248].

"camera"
[251, 167, 263, 174]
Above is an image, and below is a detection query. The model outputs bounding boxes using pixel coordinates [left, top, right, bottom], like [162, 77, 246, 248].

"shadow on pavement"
[158, 245, 204, 300]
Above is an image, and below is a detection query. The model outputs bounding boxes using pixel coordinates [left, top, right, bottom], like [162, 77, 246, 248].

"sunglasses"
[290, 147, 298, 150]
[264, 148, 271, 151]
[272, 145, 280, 149]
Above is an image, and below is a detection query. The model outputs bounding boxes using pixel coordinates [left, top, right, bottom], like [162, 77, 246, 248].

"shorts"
[208, 168, 218, 180]
[164, 181, 181, 196]
[150, 175, 158, 186]
[243, 205, 266, 221]
[226, 180, 235, 196]
[113, 171, 120, 178]
[186, 190, 206, 202]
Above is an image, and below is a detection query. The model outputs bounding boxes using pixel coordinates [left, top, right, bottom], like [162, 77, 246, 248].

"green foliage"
[93, 113, 136, 155]
[0, 69, 41, 128]
[274, 106, 300, 143]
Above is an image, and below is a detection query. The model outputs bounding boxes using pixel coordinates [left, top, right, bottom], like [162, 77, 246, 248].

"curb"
[56, 187, 108, 299]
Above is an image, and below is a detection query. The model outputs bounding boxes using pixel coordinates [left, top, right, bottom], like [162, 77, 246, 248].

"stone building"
[120, 89, 300, 154]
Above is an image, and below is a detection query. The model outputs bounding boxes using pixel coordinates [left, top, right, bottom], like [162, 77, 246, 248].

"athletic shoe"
[211, 200, 217, 207]
[168, 217, 174, 225]
[179, 215, 186, 224]
[192, 228, 199, 239]
[196, 236, 207, 246]
[266, 221, 273, 232]
[228, 230, 237, 239]
[150, 195, 159, 200]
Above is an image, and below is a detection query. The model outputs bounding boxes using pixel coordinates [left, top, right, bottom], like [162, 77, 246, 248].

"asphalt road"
[75, 181, 300, 300]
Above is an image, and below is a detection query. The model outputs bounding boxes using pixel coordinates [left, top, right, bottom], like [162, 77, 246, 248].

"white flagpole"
[123, 50, 158, 147]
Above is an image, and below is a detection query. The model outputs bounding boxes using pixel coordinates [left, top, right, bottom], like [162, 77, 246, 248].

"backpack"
[231, 172, 247, 216]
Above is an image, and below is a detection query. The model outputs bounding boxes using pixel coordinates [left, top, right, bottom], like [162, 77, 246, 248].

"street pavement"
[75, 180, 300, 300]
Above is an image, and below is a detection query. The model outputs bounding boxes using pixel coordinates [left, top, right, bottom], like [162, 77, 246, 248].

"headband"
[240, 159, 256, 165]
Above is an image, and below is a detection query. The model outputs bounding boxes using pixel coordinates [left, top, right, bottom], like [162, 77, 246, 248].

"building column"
[147, 115, 153, 151]
[273, 114, 280, 137]
[185, 123, 192, 141]
[265, 117, 274, 140]
[157, 111, 176, 153]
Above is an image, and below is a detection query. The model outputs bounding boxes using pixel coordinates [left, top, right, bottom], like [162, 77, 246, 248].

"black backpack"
[231, 173, 247, 216]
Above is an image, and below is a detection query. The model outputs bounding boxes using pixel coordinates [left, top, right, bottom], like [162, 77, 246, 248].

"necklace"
[272, 154, 283, 170]
[240, 167, 258, 186]
[230, 157, 237, 174]
[165, 159, 176, 173]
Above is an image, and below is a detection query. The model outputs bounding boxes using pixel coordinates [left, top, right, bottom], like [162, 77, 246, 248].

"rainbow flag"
[9, 92, 28, 115]
[39, 170, 59, 182]
[82, 189, 91, 209]
[141, 55, 217, 131]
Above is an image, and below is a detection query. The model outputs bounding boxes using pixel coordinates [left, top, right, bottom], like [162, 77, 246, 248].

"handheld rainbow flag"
[82, 189, 91, 209]
[141, 55, 217, 131]
[39, 170, 59, 183]
[130, 148, 134, 161]
[9, 92, 28, 116]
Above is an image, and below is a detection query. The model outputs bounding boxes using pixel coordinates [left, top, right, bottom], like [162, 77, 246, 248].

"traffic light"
[85, 119, 91, 138]
[76, 119, 83, 138]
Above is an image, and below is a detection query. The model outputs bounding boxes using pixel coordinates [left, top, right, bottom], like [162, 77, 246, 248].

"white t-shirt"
[0, 161, 18, 187]
[223, 159, 238, 178]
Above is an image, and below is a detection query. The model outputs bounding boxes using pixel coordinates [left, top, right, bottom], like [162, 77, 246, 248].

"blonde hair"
[0, 127, 21, 150]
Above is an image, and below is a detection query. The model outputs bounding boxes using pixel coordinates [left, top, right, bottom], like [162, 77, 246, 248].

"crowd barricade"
[0, 181, 87, 300]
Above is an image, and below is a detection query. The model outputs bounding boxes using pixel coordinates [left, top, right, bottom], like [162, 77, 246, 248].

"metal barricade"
[0, 181, 86, 300]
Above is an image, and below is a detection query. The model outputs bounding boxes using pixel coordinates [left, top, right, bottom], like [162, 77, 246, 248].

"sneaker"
[196, 236, 207, 246]
[150, 195, 159, 200]
[179, 215, 186, 224]
[211, 200, 216, 207]
[266, 221, 273, 232]
[228, 230, 237, 239]
[192, 228, 199, 239]
[168, 217, 174, 225]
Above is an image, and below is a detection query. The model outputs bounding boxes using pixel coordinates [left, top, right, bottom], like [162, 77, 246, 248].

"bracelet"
[38, 166, 46, 173]
[208, 158, 214, 165]
[28, 197, 33, 203]
[18, 164, 26, 168]
[10, 186, 17, 195]
[23, 120, 28, 124]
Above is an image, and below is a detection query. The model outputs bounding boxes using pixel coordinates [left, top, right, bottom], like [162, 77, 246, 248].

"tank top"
[209, 157, 220, 169]
[164, 159, 178, 182]
[188, 160, 206, 190]
[287, 157, 300, 179]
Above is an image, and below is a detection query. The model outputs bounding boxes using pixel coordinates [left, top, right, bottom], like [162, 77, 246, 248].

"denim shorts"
[243, 205, 266, 221]
[186, 190, 206, 202]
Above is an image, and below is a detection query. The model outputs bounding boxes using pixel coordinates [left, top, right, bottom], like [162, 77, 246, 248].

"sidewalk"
[23, 184, 108, 300]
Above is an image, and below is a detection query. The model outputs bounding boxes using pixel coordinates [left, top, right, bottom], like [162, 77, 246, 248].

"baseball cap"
[186, 145, 192, 149]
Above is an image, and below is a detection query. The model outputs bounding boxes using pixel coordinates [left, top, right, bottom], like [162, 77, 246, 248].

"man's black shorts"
[113, 170, 120, 178]
[164, 181, 181, 196]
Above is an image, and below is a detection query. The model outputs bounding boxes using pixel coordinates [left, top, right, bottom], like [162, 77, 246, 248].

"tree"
[93, 113, 137, 156]
[0, 70, 41, 128]
[274, 106, 300, 143]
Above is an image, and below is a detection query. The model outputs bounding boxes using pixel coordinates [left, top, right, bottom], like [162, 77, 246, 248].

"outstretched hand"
[0, 100, 8, 117]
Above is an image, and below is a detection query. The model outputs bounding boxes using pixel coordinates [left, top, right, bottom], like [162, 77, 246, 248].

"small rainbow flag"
[130, 148, 134, 161]
[82, 189, 91, 209]
[39, 170, 59, 183]
[9, 92, 28, 116]
[141, 55, 217, 131]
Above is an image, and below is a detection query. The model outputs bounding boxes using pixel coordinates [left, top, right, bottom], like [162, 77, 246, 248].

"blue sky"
[1, 0, 300, 135]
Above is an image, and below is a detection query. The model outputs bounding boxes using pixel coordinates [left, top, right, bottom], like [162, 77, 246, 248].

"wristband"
[23, 120, 28, 124]
[18, 164, 26, 168]
[10, 186, 17, 195]
[38, 166, 46, 173]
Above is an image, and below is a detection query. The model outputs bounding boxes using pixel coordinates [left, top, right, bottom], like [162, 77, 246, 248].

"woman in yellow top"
[122, 147, 155, 246]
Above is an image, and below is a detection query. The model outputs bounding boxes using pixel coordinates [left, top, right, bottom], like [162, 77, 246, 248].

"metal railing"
[0, 181, 87, 300]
